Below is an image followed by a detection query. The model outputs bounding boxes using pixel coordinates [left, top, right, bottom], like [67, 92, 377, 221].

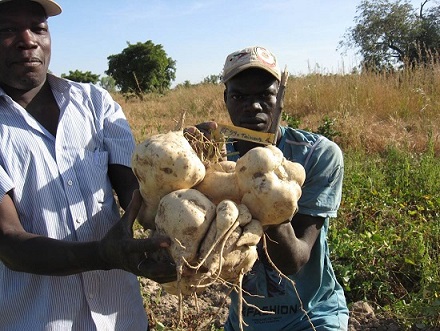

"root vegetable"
[236, 145, 306, 226]
[236, 203, 253, 226]
[158, 198, 260, 297]
[154, 188, 216, 267]
[132, 131, 206, 228]
[219, 240, 258, 282]
[236, 219, 263, 247]
[194, 161, 240, 204]
[132, 131, 305, 313]
[198, 200, 242, 277]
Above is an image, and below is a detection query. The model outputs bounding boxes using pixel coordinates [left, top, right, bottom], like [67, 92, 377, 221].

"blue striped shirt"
[0, 75, 148, 331]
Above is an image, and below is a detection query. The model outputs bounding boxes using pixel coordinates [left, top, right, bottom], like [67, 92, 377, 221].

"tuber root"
[194, 160, 241, 204]
[132, 131, 206, 229]
[154, 188, 216, 268]
[236, 145, 306, 226]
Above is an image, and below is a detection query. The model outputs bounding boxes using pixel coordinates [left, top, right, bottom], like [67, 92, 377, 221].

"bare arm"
[108, 164, 139, 210]
[0, 192, 106, 275]
[264, 213, 324, 275]
[0, 190, 176, 282]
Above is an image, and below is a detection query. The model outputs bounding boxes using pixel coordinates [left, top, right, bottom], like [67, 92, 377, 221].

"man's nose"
[249, 100, 263, 112]
[17, 29, 38, 49]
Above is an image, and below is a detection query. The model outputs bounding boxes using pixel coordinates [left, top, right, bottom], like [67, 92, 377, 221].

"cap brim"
[0, 0, 62, 16]
[33, 0, 62, 16]
[222, 63, 280, 83]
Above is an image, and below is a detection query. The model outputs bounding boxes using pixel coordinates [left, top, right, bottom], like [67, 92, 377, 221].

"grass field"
[120, 63, 440, 329]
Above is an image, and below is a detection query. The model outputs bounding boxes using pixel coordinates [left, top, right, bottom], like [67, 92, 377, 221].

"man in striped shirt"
[0, 1, 175, 330]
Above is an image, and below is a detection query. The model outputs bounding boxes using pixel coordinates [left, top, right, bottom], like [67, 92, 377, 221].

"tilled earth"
[140, 279, 438, 331]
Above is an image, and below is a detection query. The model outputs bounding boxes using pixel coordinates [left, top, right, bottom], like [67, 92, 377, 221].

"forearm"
[108, 164, 139, 210]
[264, 224, 311, 275]
[0, 233, 108, 276]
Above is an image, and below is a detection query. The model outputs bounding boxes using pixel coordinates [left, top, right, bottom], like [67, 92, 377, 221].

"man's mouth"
[11, 57, 42, 67]
[239, 114, 269, 131]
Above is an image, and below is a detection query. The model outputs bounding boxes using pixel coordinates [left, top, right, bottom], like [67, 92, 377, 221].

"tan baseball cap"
[222, 46, 281, 83]
[0, 0, 62, 17]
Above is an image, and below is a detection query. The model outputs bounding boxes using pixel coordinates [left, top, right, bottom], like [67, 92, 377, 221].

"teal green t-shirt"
[224, 127, 349, 331]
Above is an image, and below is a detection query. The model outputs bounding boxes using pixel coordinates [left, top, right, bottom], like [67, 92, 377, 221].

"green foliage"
[315, 116, 341, 141]
[339, 0, 440, 71]
[283, 113, 340, 141]
[106, 40, 176, 94]
[175, 80, 192, 89]
[61, 70, 100, 84]
[282, 112, 301, 129]
[330, 145, 440, 327]
[202, 74, 221, 85]
[99, 75, 117, 93]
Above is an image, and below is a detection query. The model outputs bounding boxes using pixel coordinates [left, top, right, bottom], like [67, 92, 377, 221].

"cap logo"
[255, 47, 277, 67]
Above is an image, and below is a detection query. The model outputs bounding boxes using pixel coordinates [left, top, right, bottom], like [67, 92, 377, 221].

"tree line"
[62, 0, 439, 92]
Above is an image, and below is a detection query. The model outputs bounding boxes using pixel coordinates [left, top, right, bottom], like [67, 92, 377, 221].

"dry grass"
[115, 84, 226, 143]
[126, 62, 440, 330]
[116, 63, 440, 155]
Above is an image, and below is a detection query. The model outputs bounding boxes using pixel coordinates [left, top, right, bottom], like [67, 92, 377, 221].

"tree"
[409, 1, 440, 63]
[202, 74, 221, 85]
[339, 0, 440, 71]
[106, 40, 176, 95]
[61, 70, 100, 84]
[99, 75, 117, 93]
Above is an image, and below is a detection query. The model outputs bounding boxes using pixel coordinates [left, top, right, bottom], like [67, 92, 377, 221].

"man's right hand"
[185, 121, 218, 139]
[184, 121, 227, 162]
[98, 190, 177, 284]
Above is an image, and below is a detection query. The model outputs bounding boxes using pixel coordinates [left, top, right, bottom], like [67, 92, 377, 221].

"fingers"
[196, 121, 218, 132]
[137, 202, 156, 230]
[129, 235, 171, 254]
[122, 190, 142, 229]
[137, 259, 177, 283]
[185, 121, 218, 137]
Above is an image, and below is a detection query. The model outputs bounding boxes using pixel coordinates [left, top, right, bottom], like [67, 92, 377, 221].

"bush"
[330, 146, 440, 328]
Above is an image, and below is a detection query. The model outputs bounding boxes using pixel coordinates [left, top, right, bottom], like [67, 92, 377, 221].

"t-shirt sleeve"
[298, 139, 344, 218]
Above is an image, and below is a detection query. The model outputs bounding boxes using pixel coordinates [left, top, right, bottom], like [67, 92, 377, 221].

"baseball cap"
[0, 0, 62, 17]
[222, 46, 281, 83]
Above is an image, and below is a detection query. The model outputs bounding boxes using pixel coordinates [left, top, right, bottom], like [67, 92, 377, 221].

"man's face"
[0, 1, 51, 91]
[224, 69, 279, 133]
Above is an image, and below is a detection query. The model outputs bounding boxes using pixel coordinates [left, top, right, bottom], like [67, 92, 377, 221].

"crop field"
[119, 64, 440, 330]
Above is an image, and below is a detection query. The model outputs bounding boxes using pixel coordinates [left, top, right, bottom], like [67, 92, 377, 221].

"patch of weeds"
[330, 148, 440, 328]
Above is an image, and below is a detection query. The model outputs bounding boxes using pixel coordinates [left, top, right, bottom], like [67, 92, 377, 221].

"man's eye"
[262, 92, 275, 98]
[33, 27, 48, 34]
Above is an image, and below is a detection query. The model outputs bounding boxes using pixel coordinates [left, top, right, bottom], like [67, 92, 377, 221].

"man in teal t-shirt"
[225, 128, 348, 330]
[205, 46, 349, 330]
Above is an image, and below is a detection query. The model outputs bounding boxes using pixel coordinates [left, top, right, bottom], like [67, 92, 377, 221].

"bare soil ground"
[141, 279, 439, 331]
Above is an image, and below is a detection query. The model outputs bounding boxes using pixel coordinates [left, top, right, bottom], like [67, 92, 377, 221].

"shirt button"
[75, 218, 83, 224]
[67, 180, 73, 186]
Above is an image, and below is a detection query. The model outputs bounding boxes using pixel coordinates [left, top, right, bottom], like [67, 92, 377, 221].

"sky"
[46, 0, 428, 87]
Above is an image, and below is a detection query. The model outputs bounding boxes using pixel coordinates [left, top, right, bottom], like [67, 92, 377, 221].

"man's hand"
[136, 200, 157, 230]
[184, 121, 227, 162]
[98, 190, 176, 283]
[186, 121, 218, 138]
